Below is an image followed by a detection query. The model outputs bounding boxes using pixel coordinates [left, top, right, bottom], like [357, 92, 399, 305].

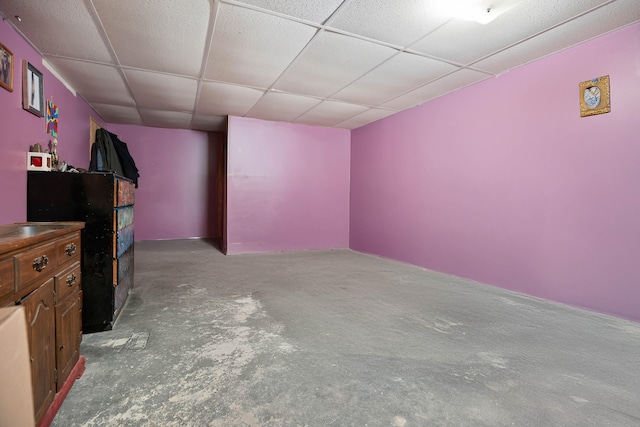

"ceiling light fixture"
[15, 15, 22, 22]
[439, 0, 517, 25]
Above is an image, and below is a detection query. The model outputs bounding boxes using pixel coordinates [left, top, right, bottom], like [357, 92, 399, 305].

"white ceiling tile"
[382, 69, 490, 110]
[91, 103, 142, 125]
[410, 0, 611, 65]
[231, 0, 344, 23]
[44, 57, 135, 106]
[1, 0, 113, 62]
[246, 91, 322, 122]
[192, 115, 228, 132]
[93, 0, 210, 77]
[196, 82, 265, 116]
[474, 0, 640, 74]
[124, 69, 197, 112]
[329, 0, 452, 47]
[335, 108, 398, 129]
[332, 52, 460, 106]
[138, 109, 193, 129]
[205, 3, 317, 88]
[294, 100, 369, 127]
[274, 30, 397, 97]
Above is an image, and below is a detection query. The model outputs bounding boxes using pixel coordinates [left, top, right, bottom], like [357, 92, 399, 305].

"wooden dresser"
[0, 222, 84, 425]
[27, 171, 135, 333]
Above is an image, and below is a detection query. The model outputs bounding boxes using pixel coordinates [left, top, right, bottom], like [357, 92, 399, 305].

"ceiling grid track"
[2, 0, 637, 130]
[230, 0, 496, 125]
[190, 0, 223, 129]
[468, 0, 620, 69]
[85, 0, 138, 114]
[241, 0, 356, 120]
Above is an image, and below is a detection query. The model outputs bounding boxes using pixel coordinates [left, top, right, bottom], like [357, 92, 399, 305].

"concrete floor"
[52, 239, 640, 427]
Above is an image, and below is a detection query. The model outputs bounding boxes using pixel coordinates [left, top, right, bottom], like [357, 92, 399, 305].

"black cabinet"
[27, 171, 135, 333]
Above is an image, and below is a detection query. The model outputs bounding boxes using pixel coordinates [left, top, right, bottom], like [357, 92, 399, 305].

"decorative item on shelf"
[27, 152, 51, 171]
[46, 97, 58, 137]
[579, 75, 610, 117]
[22, 60, 44, 117]
[0, 41, 13, 92]
[27, 143, 51, 171]
[49, 138, 59, 170]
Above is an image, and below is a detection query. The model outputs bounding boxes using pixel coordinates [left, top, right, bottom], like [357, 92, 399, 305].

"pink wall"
[107, 124, 222, 241]
[350, 23, 640, 322]
[0, 19, 103, 224]
[227, 116, 350, 254]
[4, 13, 639, 322]
[0, 19, 222, 241]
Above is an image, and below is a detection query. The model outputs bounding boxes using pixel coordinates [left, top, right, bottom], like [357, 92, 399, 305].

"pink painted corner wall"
[350, 23, 640, 322]
[0, 19, 103, 224]
[226, 116, 350, 254]
[107, 124, 222, 241]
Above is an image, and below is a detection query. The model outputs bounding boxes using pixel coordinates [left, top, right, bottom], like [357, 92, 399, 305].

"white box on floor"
[0, 306, 36, 427]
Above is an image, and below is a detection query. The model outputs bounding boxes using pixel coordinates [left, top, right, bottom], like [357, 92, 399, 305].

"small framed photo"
[579, 75, 610, 118]
[22, 60, 44, 117]
[0, 42, 13, 92]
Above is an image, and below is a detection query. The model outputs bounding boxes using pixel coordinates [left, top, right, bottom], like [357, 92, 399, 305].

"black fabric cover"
[90, 128, 140, 187]
[90, 128, 123, 176]
[108, 130, 139, 187]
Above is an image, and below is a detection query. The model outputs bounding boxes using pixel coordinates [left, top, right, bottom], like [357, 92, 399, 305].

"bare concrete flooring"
[52, 239, 640, 427]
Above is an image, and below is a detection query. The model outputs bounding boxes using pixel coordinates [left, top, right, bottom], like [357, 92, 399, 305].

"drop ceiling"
[1, 0, 638, 132]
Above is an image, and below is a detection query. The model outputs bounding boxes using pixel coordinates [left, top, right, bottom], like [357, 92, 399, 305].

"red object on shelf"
[27, 152, 51, 171]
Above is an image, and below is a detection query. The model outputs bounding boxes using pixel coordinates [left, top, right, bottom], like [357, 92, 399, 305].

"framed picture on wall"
[22, 60, 44, 117]
[0, 42, 13, 92]
[579, 75, 610, 117]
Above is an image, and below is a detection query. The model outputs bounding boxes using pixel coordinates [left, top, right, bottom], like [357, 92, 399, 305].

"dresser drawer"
[56, 233, 81, 266]
[0, 258, 15, 300]
[15, 242, 57, 291]
[115, 206, 134, 231]
[55, 262, 81, 303]
[116, 225, 134, 258]
[116, 179, 135, 207]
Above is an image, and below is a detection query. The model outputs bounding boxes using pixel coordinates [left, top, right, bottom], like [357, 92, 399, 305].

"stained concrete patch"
[54, 291, 297, 426]
[125, 332, 150, 350]
[100, 337, 130, 348]
[392, 415, 407, 426]
[97, 332, 150, 350]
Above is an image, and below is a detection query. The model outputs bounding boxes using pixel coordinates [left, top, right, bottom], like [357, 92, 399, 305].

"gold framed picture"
[0, 42, 13, 92]
[579, 75, 610, 117]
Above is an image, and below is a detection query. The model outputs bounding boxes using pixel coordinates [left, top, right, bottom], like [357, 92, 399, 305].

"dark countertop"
[0, 222, 85, 254]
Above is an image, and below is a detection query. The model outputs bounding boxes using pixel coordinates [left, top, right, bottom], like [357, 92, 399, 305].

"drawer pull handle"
[32, 255, 48, 272]
[66, 273, 77, 287]
[65, 243, 77, 256]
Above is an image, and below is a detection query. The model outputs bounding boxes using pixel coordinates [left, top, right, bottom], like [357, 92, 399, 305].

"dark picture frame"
[22, 60, 44, 117]
[0, 42, 13, 92]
